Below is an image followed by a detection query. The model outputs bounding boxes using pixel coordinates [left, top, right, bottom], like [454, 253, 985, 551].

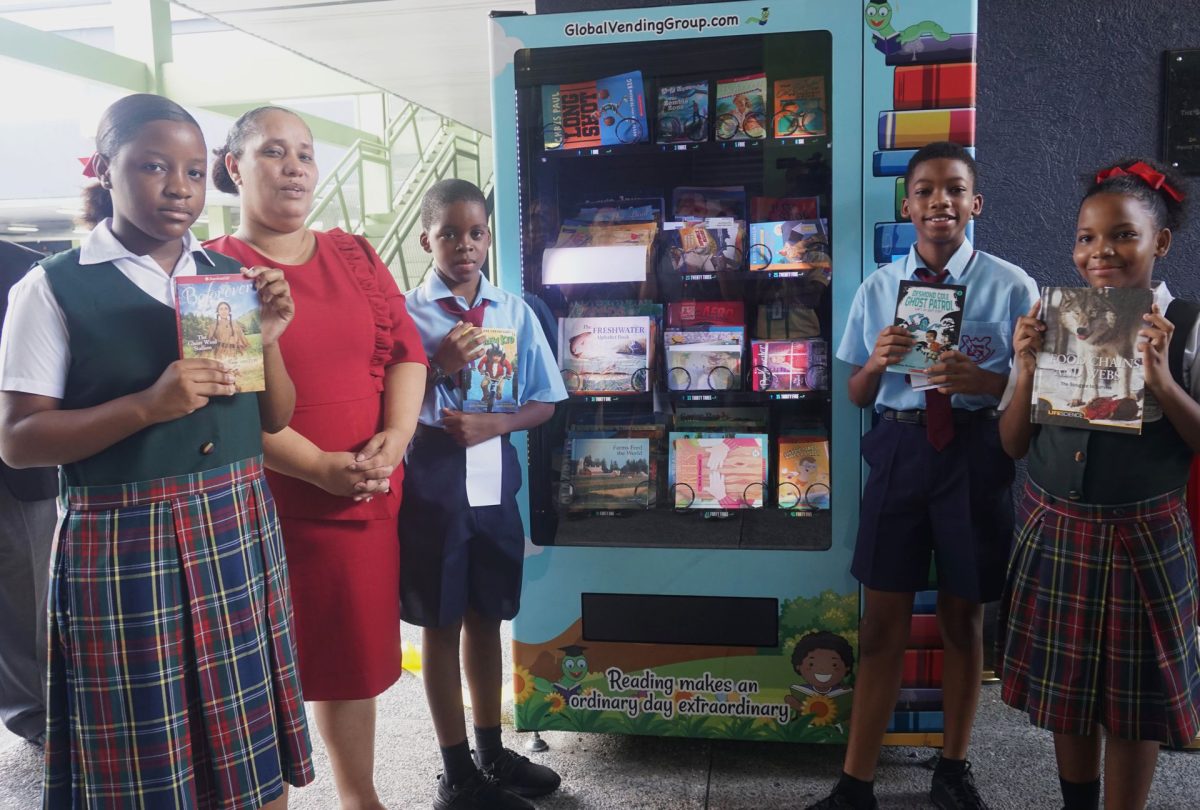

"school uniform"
[402, 271, 566, 627]
[0, 221, 313, 808]
[836, 239, 1037, 602]
[999, 282, 1200, 746]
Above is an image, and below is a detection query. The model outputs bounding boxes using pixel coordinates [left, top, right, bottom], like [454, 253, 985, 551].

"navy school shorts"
[400, 426, 525, 627]
[852, 410, 1015, 603]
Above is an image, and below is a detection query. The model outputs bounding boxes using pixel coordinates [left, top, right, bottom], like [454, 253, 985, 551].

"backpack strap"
[1165, 297, 1200, 386]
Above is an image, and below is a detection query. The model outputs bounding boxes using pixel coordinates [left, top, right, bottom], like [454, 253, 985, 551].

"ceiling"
[180, 0, 536, 133]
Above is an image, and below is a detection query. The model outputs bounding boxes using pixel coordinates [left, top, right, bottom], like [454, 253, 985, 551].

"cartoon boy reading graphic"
[785, 630, 855, 711]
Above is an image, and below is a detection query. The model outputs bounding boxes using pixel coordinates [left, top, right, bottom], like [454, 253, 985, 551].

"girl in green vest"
[998, 158, 1200, 810]
[0, 93, 313, 809]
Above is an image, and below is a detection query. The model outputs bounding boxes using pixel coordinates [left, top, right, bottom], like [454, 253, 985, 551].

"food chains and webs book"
[175, 275, 264, 393]
[1031, 286, 1151, 435]
[662, 219, 746, 274]
[562, 436, 652, 510]
[888, 281, 967, 375]
[777, 435, 830, 511]
[558, 316, 654, 394]
[714, 73, 767, 141]
[541, 70, 649, 150]
[664, 328, 744, 391]
[669, 433, 769, 509]
[748, 220, 831, 273]
[657, 79, 709, 144]
[462, 328, 518, 413]
[750, 339, 829, 392]
[772, 76, 827, 138]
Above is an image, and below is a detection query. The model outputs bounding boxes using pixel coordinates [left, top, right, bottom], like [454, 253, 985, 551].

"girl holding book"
[998, 158, 1200, 810]
[206, 106, 427, 810]
[0, 93, 312, 808]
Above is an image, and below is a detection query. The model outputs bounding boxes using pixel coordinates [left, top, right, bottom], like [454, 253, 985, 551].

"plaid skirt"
[43, 457, 314, 809]
[998, 482, 1200, 745]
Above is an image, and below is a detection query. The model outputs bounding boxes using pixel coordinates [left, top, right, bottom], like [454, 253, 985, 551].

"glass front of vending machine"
[487, 0, 972, 745]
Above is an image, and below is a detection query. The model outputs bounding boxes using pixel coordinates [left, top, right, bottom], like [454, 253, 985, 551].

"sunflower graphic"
[513, 665, 535, 705]
[801, 694, 838, 727]
[546, 692, 567, 713]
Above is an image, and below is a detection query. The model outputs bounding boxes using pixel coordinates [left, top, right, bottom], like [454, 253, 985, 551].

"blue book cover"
[874, 221, 974, 263]
[873, 147, 975, 178]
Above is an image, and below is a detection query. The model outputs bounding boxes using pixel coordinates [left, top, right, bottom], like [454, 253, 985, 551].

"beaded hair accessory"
[1095, 160, 1185, 203]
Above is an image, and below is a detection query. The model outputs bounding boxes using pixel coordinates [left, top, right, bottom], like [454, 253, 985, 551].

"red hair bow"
[1095, 161, 1184, 203]
[79, 153, 100, 179]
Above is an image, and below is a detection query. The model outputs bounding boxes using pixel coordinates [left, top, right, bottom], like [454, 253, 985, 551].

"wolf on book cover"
[1031, 287, 1150, 435]
[175, 274, 264, 393]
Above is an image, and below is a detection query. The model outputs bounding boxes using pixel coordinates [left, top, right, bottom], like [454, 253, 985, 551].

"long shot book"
[541, 70, 648, 150]
[888, 281, 966, 375]
[175, 275, 264, 393]
[463, 327, 518, 413]
[1031, 287, 1150, 435]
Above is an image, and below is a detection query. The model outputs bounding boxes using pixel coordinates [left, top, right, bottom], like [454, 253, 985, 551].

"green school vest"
[41, 248, 262, 487]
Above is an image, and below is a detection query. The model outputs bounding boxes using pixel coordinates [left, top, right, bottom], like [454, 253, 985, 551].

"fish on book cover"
[566, 437, 652, 510]
[1031, 286, 1150, 435]
[890, 281, 966, 374]
[657, 79, 709, 144]
[777, 436, 830, 510]
[669, 433, 768, 509]
[175, 274, 264, 393]
[463, 328, 518, 413]
[542, 70, 648, 150]
[559, 316, 653, 393]
[772, 76, 827, 138]
[714, 73, 766, 141]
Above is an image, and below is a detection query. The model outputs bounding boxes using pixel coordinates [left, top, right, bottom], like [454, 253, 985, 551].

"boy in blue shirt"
[807, 142, 1037, 810]
[403, 179, 567, 810]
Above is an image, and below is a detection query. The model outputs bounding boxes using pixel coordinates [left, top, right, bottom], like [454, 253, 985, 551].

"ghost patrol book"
[174, 274, 264, 393]
[889, 281, 966, 374]
[1031, 287, 1149, 435]
[463, 327, 518, 413]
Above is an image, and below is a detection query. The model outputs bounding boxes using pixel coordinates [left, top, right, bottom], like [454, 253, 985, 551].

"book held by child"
[175, 274, 265, 393]
[463, 327, 518, 413]
[1030, 286, 1149, 435]
[889, 281, 966, 375]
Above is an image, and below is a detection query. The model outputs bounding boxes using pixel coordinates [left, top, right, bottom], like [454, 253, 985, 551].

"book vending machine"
[488, 0, 978, 745]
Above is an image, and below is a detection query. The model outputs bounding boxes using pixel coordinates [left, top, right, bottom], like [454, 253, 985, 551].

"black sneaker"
[804, 793, 879, 810]
[432, 771, 534, 810]
[930, 761, 989, 810]
[476, 747, 561, 798]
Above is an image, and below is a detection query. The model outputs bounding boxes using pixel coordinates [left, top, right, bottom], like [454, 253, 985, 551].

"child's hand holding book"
[867, 325, 914, 374]
[434, 321, 487, 375]
[1011, 300, 1044, 379]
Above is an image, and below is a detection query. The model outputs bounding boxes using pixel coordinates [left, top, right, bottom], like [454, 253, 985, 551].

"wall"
[536, 0, 1200, 296]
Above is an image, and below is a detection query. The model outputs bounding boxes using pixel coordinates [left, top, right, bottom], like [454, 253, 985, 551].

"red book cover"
[666, 300, 745, 329]
[901, 649, 944, 688]
[893, 63, 976, 110]
[908, 614, 941, 649]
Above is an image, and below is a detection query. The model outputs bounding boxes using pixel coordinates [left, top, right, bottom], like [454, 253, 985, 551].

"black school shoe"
[930, 761, 989, 810]
[476, 747, 562, 798]
[433, 771, 534, 810]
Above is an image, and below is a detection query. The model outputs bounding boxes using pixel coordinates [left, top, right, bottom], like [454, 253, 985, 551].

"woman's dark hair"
[791, 630, 854, 674]
[80, 93, 201, 228]
[211, 106, 308, 195]
[1083, 157, 1188, 232]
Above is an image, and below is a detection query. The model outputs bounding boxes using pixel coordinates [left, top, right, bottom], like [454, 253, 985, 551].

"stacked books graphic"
[872, 33, 978, 265]
[888, 590, 945, 734]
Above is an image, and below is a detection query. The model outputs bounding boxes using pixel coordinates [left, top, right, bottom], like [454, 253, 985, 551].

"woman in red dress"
[206, 106, 426, 810]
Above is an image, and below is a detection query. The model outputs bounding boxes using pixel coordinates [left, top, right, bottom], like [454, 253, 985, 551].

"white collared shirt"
[0, 219, 214, 398]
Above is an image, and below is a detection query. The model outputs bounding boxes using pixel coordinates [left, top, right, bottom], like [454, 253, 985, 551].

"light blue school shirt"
[836, 239, 1038, 413]
[406, 271, 568, 428]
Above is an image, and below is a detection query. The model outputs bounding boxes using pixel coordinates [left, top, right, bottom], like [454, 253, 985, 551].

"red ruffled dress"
[205, 230, 427, 700]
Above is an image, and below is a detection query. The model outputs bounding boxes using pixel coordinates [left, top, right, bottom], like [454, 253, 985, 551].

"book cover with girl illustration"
[1030, 286, 1149, 434]
[175, 274, 264, 392]
[890, 280, 966, 374]
[463, 327, 519, 413]
[714, 73, 766, 141]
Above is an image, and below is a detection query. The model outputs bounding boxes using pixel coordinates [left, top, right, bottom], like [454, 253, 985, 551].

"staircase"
[305, 95, 494, 291]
